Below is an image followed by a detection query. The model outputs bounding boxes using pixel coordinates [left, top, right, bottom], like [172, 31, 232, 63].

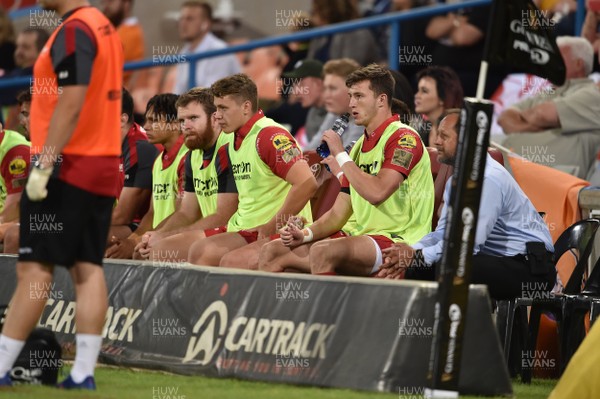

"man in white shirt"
[173, 1, 241, 94]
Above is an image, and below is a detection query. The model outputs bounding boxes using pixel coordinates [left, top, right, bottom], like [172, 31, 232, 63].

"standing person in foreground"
[0, 0, 123, 389]
[188, 74, 317, 269]
[378, 111, 556, 300]
[259, 64, 434, 276]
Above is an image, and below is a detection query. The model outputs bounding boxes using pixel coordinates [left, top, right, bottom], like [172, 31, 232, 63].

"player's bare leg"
[67, 261, 108, 385]
[3, 224, 19, 254]
[149, 230, 205, 264]
[188, 232, 248, 266]
[310, 236, 380, 276]
[258, 238, 312, 273]
[0, 261, 53, 380]
[219, 238, 270, 270]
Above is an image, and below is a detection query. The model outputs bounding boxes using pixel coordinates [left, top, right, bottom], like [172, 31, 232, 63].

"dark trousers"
[405, 253, 556, 300]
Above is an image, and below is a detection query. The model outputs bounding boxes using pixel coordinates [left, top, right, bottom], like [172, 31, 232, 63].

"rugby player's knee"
[258, 240, 284, 272]
[309, 241, 337, 274]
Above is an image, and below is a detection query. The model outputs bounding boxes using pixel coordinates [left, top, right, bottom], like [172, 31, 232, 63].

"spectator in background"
[500, 36, 600, 180]
[393, 0, 438, 83]
[280, 12, 313, 81]
[582, 0, 600, 71]
[413, 66, 463, 145]
[239, 45, 288, 107]
[100, 0, 145, 86]
[388, 68, 415, 116]
[276, 59, 327, 148]
[173, 1, 241, 94]
[305, 58, 363, 151]
[425, 2, 502, 97]
[307, 0, 380, 66]
[550, 0, 578, 37]
[0, 8, 16, 77]
[0, 28, 49, 107]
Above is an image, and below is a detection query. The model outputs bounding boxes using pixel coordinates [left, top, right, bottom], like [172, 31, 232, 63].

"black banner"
[427, 99, 495, 397]
[0, 256, 511, 396]
[484, 0, 566, 86]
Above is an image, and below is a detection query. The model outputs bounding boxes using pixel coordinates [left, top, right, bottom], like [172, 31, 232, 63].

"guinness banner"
[484, 0, 566, 85]
[0, 256, 511, 396]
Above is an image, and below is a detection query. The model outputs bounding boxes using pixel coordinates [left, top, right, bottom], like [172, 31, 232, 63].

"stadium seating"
[500, 218, 600, 383]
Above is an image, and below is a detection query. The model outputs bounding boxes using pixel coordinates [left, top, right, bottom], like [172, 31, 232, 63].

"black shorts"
[19, 178, 115, 267]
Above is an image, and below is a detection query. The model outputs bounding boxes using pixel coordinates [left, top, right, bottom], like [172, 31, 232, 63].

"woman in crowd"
[413, 66, 463, 145]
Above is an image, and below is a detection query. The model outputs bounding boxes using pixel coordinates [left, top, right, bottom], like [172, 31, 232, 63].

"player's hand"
[105, 236, 136, 259]
[321, 129, 344, 157]
[280, 221, 305, 247]
[26, 165, 53, 201]
[148, 231, 165, 247]
[320, 155, 342, 178]
[377, 243, 415, 279]
[285, 215, 306, 229]
[135, 233, 152, 260]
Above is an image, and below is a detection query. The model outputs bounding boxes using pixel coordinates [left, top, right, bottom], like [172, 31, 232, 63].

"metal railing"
[0, 0, 586, 91]
[1, 0, 491, 90]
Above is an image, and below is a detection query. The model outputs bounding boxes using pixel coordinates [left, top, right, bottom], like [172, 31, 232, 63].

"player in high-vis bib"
[106, 94, 188, 259]
[0, 128, 30, 242]
[188, 74, 318, 269]
[134, 88, 239, 263]
[259, 64, 434, 276]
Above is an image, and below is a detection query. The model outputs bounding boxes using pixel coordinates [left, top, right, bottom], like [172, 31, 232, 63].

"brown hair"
[323, 58, 360, 79]
[416, 66, 464, 109]
[211, 74, 258, 112]
[346, 63, 394, 107]
[16, 89, 32, 105]
[176, 87, 216, 117]
[181, 1, 212, 21]
[391, 98, 410, 118]
[0, 8, 15, 45]
[312, 0, 359, 24]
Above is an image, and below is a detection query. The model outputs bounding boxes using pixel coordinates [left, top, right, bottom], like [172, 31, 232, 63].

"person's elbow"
[366, 190, 390, 207]
[530, 107, 559, 130]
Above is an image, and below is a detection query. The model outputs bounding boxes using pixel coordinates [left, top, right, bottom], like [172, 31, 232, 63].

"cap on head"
[282, 59, 323, 79]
